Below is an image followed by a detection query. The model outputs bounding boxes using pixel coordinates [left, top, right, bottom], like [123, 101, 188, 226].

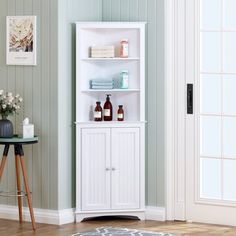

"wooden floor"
[0, 217, 236, 236]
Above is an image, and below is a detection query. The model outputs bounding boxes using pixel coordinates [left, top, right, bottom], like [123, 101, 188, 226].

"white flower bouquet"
[0, 90, 23, 118]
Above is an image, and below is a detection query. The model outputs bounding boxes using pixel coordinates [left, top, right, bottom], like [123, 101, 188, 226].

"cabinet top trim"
[75, 22, 146, 29]
[75, 22, 146, 25]
[75, 121, 146, 128]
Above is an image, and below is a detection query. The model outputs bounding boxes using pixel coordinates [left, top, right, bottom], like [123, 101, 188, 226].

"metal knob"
[105, 167, 110, 171]
[111, 167, 116, 171]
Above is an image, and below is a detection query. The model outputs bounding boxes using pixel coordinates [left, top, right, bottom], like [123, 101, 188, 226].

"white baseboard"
[145, 207, 166, 221]
[0, 204, 75, 225]
[0, 205, 166, 224]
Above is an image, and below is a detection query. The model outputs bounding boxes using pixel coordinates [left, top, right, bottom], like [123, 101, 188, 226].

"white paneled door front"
[81, 127, 140, 211]
[186, 0, 236, 226]
[81, 128, 111, 211]
[111, 128, 140, 209]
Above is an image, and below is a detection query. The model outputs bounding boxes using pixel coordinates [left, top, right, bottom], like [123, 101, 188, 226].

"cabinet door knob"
[105, 167, 110, 171]
[111, 167, 116, 171]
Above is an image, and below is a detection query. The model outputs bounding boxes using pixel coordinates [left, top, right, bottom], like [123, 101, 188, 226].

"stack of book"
[90, 46, 115, 58]
[90, 79, 114, 89]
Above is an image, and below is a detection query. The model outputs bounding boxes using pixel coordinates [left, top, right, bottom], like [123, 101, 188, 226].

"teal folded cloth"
[91, 82, 113, 86]
[90, 78, 113, 83]
[90, 79, 114, 89]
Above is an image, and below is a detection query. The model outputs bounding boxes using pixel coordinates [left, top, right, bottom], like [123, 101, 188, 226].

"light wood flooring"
[0, 217, 236, 236]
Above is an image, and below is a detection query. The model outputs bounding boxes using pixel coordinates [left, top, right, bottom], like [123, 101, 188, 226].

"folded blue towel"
[90, 79, 114, 89]
[91, 85, 113, 89]
[90, 79, 113, 83]
[91, 82, 113, 86]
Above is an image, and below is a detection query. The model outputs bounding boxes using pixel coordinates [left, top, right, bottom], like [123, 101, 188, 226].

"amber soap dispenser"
[103, 94, 113, 121]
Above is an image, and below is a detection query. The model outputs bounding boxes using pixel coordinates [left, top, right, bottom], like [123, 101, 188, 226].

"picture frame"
[6, 15, 37, 66]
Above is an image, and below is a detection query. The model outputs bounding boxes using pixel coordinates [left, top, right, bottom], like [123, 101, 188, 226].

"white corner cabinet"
[75, 22, 146, 222]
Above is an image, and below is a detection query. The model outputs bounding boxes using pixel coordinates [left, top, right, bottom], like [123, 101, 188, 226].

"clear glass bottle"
[120, 70, 129, 89]
[117, 105, 124, 121]
[94, 101, 102, 121]
[103, 94, 113, 121]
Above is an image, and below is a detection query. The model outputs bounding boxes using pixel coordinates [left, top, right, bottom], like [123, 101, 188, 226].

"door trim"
[165, 0, 187, 221]
[165, 0, 176, 221]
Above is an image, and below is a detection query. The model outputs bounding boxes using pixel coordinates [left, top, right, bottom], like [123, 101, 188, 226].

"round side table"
[0, 135, 38, 230]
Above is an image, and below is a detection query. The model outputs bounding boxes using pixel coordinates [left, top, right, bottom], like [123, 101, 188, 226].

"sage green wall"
[102, 0, 165, 207]
[58, 0, 102, 209]
[0, 0, 59, 209]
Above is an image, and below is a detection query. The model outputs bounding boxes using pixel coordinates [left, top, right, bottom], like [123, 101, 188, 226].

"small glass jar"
[120, 70, 129, 89]
[120, 39, 129, 58]
[117, 105, 124, 121]
[94, 101, 102, 121]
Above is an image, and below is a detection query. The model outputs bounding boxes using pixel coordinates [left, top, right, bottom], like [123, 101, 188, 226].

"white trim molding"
[0, 205, 75, 225]
[0, 205, 167, 223]
[165, 0, 176, 221]
[165, 0, 187, 221]
[145, 207, 166, 221]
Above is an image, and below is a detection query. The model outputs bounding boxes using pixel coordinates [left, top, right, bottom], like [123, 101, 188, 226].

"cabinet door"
[81, 128, 111, 210]
[111, 128, 140, 209]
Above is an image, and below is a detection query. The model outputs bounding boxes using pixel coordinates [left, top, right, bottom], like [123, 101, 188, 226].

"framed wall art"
[6, 16, 37, 66]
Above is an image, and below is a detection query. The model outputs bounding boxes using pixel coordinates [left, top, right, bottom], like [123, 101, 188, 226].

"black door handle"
[187, 84, 193, 114]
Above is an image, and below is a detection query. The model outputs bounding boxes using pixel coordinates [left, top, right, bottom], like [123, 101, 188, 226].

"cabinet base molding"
[75, 210, 145, 222]
[145, 207, 166, 221]
[0, 204, 75, 225]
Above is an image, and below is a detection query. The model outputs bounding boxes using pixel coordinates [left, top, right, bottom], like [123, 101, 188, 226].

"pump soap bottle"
[103, 94, 113, 121]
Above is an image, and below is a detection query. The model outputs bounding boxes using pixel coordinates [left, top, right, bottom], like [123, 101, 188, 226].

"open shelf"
[75, 120, 146, 128]
[76, 22, 145, 122]
[81, 89, 140, 93]
[81, 57, 140, 61]
[75, 121, 146, 124]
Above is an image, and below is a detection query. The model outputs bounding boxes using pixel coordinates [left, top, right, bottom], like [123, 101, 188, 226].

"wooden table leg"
[18, 145, 36, 230]
[0, 145, 9, 181]
[14, 144, 23, 223]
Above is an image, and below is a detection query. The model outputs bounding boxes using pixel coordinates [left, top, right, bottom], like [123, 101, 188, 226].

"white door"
[186, 0, 236, 226]
[81, 128, 111, 211]
[111, 128, 140, 209]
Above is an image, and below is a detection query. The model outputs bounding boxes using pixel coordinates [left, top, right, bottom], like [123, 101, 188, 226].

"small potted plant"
[0, 90, 23, 138]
